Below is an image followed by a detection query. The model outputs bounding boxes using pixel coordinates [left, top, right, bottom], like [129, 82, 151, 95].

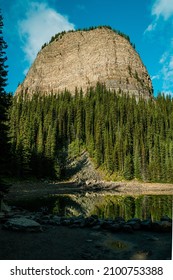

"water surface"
[51, 194, 172, 221]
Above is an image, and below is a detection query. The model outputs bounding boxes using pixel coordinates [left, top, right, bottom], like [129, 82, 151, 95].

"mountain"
[15, 26, 152, 98]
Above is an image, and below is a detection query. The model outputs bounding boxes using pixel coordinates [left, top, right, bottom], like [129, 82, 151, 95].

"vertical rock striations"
[15, 27, 152, 98]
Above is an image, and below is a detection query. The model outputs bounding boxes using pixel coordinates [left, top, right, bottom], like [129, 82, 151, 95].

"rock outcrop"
[15, 27, 152, 98]
[1, 206, 172, 233]
[3, 217, 42, 232]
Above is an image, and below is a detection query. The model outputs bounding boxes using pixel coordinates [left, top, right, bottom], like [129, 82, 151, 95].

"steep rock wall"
[15, 27, 152, 98]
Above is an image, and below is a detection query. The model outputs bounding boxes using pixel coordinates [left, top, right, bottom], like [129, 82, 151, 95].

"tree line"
[8, 84, 173, 182]
[1, 11, 173, 184]
[41, 25, 135, 50]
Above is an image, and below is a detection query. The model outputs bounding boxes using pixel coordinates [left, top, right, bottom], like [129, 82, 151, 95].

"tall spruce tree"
[0, 10, 11, 197]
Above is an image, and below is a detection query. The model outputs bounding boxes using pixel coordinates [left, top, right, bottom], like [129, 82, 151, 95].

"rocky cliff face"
[15, 27, 152, 98]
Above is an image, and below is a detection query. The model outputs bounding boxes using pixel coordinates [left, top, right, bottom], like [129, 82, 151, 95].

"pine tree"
[0, 11, 11, 193]
[0, 11, 8, 94]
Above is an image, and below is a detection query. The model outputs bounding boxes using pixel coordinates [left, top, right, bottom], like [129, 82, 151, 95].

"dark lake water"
[50, 194, 172, 221]
[90, 195, 172, 221]
[13, 193, 172, 221]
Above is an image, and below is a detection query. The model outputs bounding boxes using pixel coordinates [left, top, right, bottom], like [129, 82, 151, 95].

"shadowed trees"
[9, 84, 173, 183]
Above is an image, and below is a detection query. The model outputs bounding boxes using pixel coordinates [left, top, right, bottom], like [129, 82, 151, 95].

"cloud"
[144, 0, 173, 95]
[18, 1, 75, 68]
[144, 21, 158, 35]
[145, 0, 173, 34]
[152, 0, 173, 20]
[144, 22, 157, 33]
[159, 52, 168, 64]
[159, 50, 173, 94]
[151, 75, 160, 81]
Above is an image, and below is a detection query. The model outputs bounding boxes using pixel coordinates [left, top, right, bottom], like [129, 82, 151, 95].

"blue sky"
[1, 0, 173, 96]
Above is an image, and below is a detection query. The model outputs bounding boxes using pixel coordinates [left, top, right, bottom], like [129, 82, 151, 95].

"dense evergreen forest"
[9, 84, 173, 183]
[0, 12, 172, 185]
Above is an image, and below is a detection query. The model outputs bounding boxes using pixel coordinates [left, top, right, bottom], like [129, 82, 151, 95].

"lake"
[50, 194, 172, 221]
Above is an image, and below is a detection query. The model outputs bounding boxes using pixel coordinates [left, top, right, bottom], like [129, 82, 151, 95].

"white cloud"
[144, 21, 157, 34]
[159, 51, 173, 94]
[145, 0, 173, 34]
[144, 0, 173, 95]
[151, 75, 160, 80]
[169, 56, 173, 68]
[152, 0, 173, 20]
[159, 52, 168, 63]
[18, 1, 75, 67]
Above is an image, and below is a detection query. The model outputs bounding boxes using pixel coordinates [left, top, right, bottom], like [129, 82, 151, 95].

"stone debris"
[3, 217, 42, 232]
[0, 206, 172, 233]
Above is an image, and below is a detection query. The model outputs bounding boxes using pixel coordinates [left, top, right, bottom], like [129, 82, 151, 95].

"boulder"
[0, 212, 6, 223]
[110, 223, 121, 232]
[3, 217, 42, 232]
[100, 220, 114, 230]
[123, 224, 133, 233]
[126, 219, 141, 230]
[161, 216, 172, 222]
[151, 221, 162, 232]
[0, 200, 10, 213]
[141, 219, 152, 230]
[160, 221, 172, 232]
[114, 217, 125, 223]
[80, 216, 98, 228]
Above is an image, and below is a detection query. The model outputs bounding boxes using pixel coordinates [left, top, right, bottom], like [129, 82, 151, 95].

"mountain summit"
[15, 26, 152, 98]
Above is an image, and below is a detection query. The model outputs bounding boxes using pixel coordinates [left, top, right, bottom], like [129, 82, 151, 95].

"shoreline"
[1, 180, 172, 261]
[5, 180, 173, 202]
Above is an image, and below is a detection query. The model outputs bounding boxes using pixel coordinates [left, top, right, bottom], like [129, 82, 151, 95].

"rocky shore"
[1, 206, 172, 234]
[0, 205, 172, 260]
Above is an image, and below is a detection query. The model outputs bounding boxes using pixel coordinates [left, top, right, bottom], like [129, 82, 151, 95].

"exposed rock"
[150, 220, 172, 232]
[15, 27, 152, 99]
[161, 216, 172, 222]
[160, 221, 172, 232]
[126, 221, 141, 230]
[51, 216, 62, 225]
[146, 235, 159, 241]
[110, 223, 121, 232]
[141, 219, 152, 230]
[126, 218, 141, 230]
[0, 201, 10, 213]
[3, 217, 42, 232]
[66, 151, 102, 183]
[80, 216, 98, 228]
[101, 220, 114, 230]
[131, 250, 152, 260]
[0, 212, 5, 223]
[2, 204, 172, 234]
[115, 216, 125, 222]
[123, 224, 134, 233]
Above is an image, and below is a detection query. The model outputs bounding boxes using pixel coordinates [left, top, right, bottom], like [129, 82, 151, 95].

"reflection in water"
[52, 194, 172, 221]
[90, 195, 172, 221]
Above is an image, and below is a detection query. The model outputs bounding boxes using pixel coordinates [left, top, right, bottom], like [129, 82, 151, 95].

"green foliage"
[90, 195, 172, 221]
[0, 10, 12, 179]
[9, 85, 173, 182]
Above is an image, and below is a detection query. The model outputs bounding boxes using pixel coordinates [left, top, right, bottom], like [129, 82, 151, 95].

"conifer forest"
[8, 84, 173, 183]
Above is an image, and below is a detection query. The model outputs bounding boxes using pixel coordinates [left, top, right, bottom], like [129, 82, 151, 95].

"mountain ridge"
[15, 26, 153, 98]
